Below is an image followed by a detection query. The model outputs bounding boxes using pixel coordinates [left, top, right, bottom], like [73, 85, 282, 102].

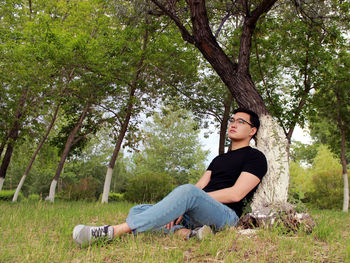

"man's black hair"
[233, 108, 260, 138]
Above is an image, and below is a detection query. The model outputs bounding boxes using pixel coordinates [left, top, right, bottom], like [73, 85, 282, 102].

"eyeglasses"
[229, 117, 253, 127]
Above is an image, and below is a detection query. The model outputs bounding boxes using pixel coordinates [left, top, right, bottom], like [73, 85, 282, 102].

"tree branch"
[150, 0, 195, 44]
[215, 12, 232, 38]
[248, 0, 277, 26]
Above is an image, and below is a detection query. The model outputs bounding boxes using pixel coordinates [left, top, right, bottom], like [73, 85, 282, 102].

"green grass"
[1, 201, 349, 262]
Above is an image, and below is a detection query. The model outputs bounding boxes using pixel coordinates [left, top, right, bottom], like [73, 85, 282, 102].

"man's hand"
[164, 215, 183, 230]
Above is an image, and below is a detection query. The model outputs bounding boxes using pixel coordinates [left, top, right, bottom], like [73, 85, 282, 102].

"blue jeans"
[126, 184, 239, 234]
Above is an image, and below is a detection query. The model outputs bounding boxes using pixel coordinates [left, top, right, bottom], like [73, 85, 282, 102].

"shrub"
[306, 170, 344, 209]
[28, 193, 41, 201]
[124, 172, 175, 203]
[57, 177, 99, 201]
[98, 192, 124, 202]
[0, 190, 24, 201]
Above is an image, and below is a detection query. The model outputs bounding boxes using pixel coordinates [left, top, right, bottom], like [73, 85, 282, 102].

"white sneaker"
[73, 225, 114, 246]
[189, 225, 213, 240]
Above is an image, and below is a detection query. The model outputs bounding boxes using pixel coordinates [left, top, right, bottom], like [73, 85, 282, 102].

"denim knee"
[128, 204, 152, 217]
[173, 184, 198, 195]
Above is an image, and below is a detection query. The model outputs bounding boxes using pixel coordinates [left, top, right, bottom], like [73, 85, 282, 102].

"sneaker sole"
[73, 224, 88, 245]
[197, 225, 213, 240]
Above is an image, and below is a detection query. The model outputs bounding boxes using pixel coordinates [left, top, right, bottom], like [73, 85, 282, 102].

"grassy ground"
[1, 201, 349, 263]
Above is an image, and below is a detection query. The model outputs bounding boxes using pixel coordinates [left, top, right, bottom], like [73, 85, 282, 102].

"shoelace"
[91, 227, 106, 238]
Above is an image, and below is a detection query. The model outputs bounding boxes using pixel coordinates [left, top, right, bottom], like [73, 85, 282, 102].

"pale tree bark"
[102, 166, 114, 203]
[251, 114, 289, 210]
[150, 0, 289, 209]
[13, 104, 60, 202]
[102, 20, 149, 203]
[46, 103, 90, 202]
[341, 129, 349, 212]
[0, 139, 7, 158]
[0, 177, 4, 192]
[335, 89, 349, 212]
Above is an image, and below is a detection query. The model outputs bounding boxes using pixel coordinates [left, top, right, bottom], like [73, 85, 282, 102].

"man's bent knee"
[172, 184, 200, 195]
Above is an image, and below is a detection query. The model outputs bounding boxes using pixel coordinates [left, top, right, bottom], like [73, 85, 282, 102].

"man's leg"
[126, 184, 239, 234]
[73, 204, 152, 245]
[73, 184, 239, 245]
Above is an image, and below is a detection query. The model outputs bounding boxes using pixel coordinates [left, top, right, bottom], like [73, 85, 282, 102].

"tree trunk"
[0, 142, 16, 192]
[335, 91, 349, 212]
[251, 114, 289, 210]
[101, 88, 135, 203]
[102, 19, 150, 203]
[0, 89, 29, 191]
[0, 139, 7, 159]
[189, 1, 289, 208]
[46, 179, 58, 202]
[13, 104, 60, 202]
[0, 177, 4, 192]
[150, 0, 289, 209]
[218, 90, 233, 155]
[46, 103, 90, 202]
[0, 128, 20, 192]
[102, 166, 114, 203]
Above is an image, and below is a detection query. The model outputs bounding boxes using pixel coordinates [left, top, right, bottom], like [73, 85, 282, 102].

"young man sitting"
[73, 108, 267, 245]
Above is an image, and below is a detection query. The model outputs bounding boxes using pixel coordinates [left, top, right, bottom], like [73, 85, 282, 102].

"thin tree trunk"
[0, 138, 7, 159]
[46, 103, 90, 202]
[0, 177, 4, 191]
[335, 89, 349, 212]
[0, 89, 29, 191]
[0, 124, 20, 192]
[13, 104, 60, 202]
[102, 18, 149, 203]
[0, 142, 16, 192]
[218, 90, 233, 155]
[340, 128, 349, 212]
[101, 88, 135, 203]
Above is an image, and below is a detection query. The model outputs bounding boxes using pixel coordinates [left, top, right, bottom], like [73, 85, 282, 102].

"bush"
[0, 190, 24, 201]
[124, 172, 175, 203]
[57, 177, 99, 201]
[27, 193, 41, 201]
[98, 192, 124, 202]
[306, 170, 344, 209]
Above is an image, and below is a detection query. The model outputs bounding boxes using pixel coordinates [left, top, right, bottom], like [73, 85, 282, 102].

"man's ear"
[249, 127, 257, 137]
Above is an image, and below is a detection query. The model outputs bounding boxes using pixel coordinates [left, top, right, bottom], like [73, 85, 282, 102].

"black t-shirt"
[203, 146, 267, 217]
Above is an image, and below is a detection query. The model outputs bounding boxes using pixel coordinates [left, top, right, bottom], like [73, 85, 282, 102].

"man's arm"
[207, 171, 260, 203]
[195, 170, 211, 189]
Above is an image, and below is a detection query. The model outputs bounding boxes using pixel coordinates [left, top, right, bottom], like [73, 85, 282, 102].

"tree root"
[237, 202, 314, 233]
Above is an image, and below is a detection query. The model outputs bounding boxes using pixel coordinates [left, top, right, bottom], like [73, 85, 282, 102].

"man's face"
[227, 112, 256, 141]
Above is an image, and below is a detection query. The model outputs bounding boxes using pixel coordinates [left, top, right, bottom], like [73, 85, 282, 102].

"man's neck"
[231, 140, 250, 151]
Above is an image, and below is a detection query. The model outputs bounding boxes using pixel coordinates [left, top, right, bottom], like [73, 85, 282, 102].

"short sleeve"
[242, 149, 267, 180]
[206, 155, 219, 171]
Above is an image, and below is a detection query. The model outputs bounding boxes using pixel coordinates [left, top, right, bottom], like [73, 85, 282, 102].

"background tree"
[289, 144, 347, 210]
[101, 1, 202, 202]
[166, 67, 237, 155]
[250, 2, 339, 150]
[12, 104, 60, 202]
[129, 107, 208, 186]
[309, 50, 350, 212]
